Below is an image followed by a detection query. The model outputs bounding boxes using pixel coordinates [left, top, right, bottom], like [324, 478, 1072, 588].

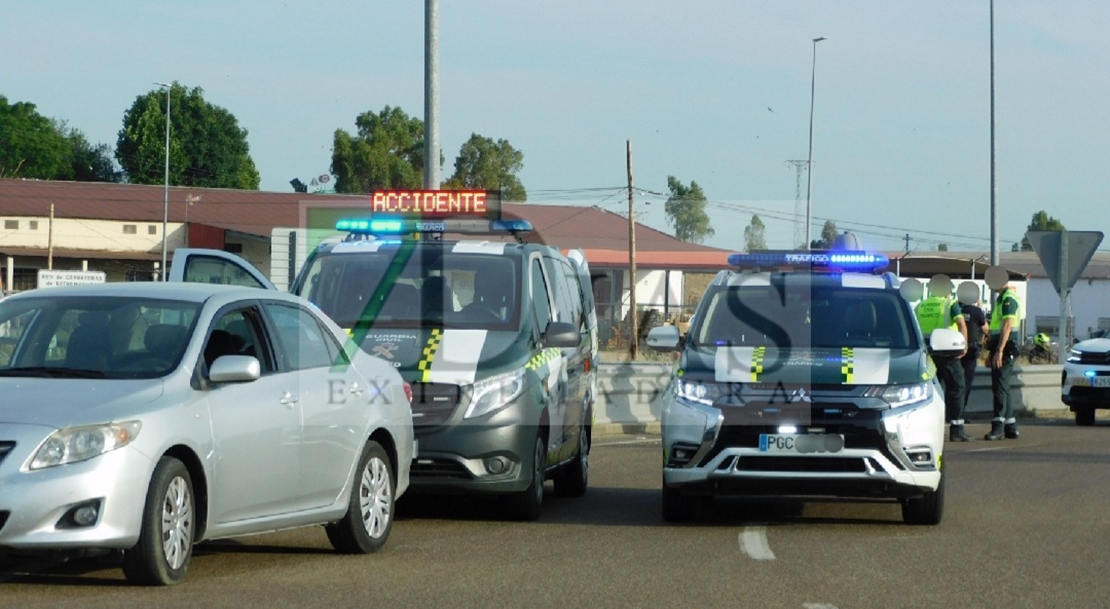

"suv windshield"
[692, 285, 916, 350]
[298, 247, 521, 330]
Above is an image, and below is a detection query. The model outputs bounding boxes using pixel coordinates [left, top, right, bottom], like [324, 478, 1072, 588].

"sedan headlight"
[464, 369, 526, 419]
[30, 421, 142, 470]
[866, 382, 933, 409]
[673, 379, 721, 407]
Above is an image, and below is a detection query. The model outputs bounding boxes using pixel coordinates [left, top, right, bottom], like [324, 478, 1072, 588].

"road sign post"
[1026, 230, 1104, 362]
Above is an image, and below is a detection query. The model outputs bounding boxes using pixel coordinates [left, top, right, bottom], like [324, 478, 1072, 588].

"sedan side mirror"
[209, 355, 261, 383]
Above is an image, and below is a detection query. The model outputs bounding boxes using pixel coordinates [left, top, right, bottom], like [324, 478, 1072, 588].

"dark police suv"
[647, 251, 964, 525]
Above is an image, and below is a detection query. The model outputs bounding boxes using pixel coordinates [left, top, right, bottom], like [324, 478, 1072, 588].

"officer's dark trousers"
[933, 353, 966, 422]
[960, 348, 980, 409]
[990, 349, 1016, 420]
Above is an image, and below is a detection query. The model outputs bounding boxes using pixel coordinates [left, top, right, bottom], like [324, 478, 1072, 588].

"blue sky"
[5, 1, 1108, 253]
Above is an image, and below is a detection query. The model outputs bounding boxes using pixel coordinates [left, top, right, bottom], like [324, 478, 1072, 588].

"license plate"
[759, 434, 845, 454]
[1093, 377, 1110, 388]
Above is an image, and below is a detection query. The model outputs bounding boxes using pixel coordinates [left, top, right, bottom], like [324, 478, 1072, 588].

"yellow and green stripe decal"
[841, 347, 855, 384]
[750, 346, 766, 381]
[526, 347, 561, 371]
[418, 328, 444, 382]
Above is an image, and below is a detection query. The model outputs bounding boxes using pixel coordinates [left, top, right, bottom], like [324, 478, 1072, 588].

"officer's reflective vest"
[916, 295, 958, 335]
[989, 288, 1020, 332]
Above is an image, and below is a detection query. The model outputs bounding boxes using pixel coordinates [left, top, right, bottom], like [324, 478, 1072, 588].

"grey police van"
[171, 203, 598, 521]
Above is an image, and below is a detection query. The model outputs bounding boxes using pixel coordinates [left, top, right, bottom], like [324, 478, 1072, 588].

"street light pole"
[805, 36, 827, 250]
[156, 82, 171, 280]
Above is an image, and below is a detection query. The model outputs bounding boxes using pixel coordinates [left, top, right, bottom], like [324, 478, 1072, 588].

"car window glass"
[301, 249, 520, 330]
[694, 286, 913, 349]
[205, 307, 270, 372]
[0, 308, 38, 367]
[264, 302, 335, 370]
[181, 255, 267, 289]
[0, 296, 198, 378]
[531, 258, 553, 330]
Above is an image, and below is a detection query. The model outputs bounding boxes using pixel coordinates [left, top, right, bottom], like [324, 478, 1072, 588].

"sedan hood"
[0, 378, 165, 428]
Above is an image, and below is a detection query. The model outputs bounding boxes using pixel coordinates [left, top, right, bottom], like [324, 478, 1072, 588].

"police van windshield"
[691, 286, 916, 350]
[297, 249, 521, 330]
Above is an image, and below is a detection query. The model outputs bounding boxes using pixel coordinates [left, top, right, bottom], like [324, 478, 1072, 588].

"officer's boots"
[984, 420, 1005, 441]
[1004, 422, 1020, 439]
[949, 424, 972, 442]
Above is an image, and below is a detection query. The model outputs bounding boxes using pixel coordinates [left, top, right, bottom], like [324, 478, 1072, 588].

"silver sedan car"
[0, 282, 414, 585]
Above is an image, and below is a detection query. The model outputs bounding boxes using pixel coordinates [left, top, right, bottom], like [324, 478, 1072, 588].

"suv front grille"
[701, 405, 896, 466]
[0, 441, 15, 466]
[1073, 352, 1110, 365]
[410, 458, 472, 479]
[410, 383, 462, 427]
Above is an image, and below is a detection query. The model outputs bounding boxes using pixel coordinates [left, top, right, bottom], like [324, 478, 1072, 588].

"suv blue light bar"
[335, 217, 533, 236]
[728, 250, 889, 272]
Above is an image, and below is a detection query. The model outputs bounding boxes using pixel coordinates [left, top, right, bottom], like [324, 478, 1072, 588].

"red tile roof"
[0, 179, 733, 270]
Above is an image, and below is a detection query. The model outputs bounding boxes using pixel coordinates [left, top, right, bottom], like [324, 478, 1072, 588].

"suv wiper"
[0, 366, 107, 379]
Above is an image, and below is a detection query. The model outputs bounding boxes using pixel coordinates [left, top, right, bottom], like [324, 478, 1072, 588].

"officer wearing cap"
[916, 274, 971, 442]
[984, 266, 1021, 440]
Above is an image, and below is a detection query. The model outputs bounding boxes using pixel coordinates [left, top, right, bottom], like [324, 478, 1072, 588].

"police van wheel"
[1076, 407, 1096, 426]
[554, 426, 589, 498]
[902, 473, 945, 525]
[504, 436, 545, 521]
[662, 479, 697, 522]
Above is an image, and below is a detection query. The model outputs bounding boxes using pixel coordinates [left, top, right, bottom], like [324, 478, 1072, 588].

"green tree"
[744, 214, 767, 251]
[331, 105, 427, 193]
[0, 95, 70, 179]
[444, 133, 526, 201]
[810, 220, 838, 249]
[1020, 210, 1065, 251]
[116, 83, 260, 189]
[664, 176, 713, 244]
[937, 243, 949, 252]
[56, 121, 122, 182]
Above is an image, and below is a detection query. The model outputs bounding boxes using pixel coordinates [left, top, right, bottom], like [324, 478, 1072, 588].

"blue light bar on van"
[335, 218, 532, 236]
[727, 250, 889, 272]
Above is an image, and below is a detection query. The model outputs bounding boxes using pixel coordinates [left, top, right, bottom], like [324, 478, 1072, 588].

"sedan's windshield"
[297, 247, 521, 330]
[692, 285, 917, 350]
[0, 296, 200, 379]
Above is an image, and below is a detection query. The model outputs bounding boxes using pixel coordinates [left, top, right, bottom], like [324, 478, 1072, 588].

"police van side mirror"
[647, 325, 682, 352]
[543, 321, 581, 349]
[928, 328, 966, 356]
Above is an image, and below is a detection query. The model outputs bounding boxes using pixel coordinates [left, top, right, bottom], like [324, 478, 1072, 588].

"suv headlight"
[1067, 349, 1082, 363]
[866, 382, 933, 409]
[464, 369, 526, 419]
[30, 421, 142, 470]
[674, 379, 721, 407]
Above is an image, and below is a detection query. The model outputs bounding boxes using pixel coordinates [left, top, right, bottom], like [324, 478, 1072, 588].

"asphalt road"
[3, 418, 1109, 609]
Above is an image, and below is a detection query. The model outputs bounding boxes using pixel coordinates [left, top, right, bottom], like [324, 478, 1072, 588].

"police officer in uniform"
[984, 267, 1021, 440]
[916, 275, 971, 442]
[957, 282, 989, 415]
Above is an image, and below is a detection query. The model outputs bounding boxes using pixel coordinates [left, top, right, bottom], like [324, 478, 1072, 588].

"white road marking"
[739, 526, 776, 560]
[968, 446, 1008, 452]
[802, 604, 840, 609]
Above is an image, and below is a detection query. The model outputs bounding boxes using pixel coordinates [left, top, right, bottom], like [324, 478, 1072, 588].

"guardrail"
[593, 362, 1067, 436]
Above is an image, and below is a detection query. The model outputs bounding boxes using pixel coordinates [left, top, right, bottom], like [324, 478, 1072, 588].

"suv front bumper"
[661, 391, 944, 500]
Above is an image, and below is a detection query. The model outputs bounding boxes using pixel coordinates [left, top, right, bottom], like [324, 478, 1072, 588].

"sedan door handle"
[279, 391, 299, 408]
